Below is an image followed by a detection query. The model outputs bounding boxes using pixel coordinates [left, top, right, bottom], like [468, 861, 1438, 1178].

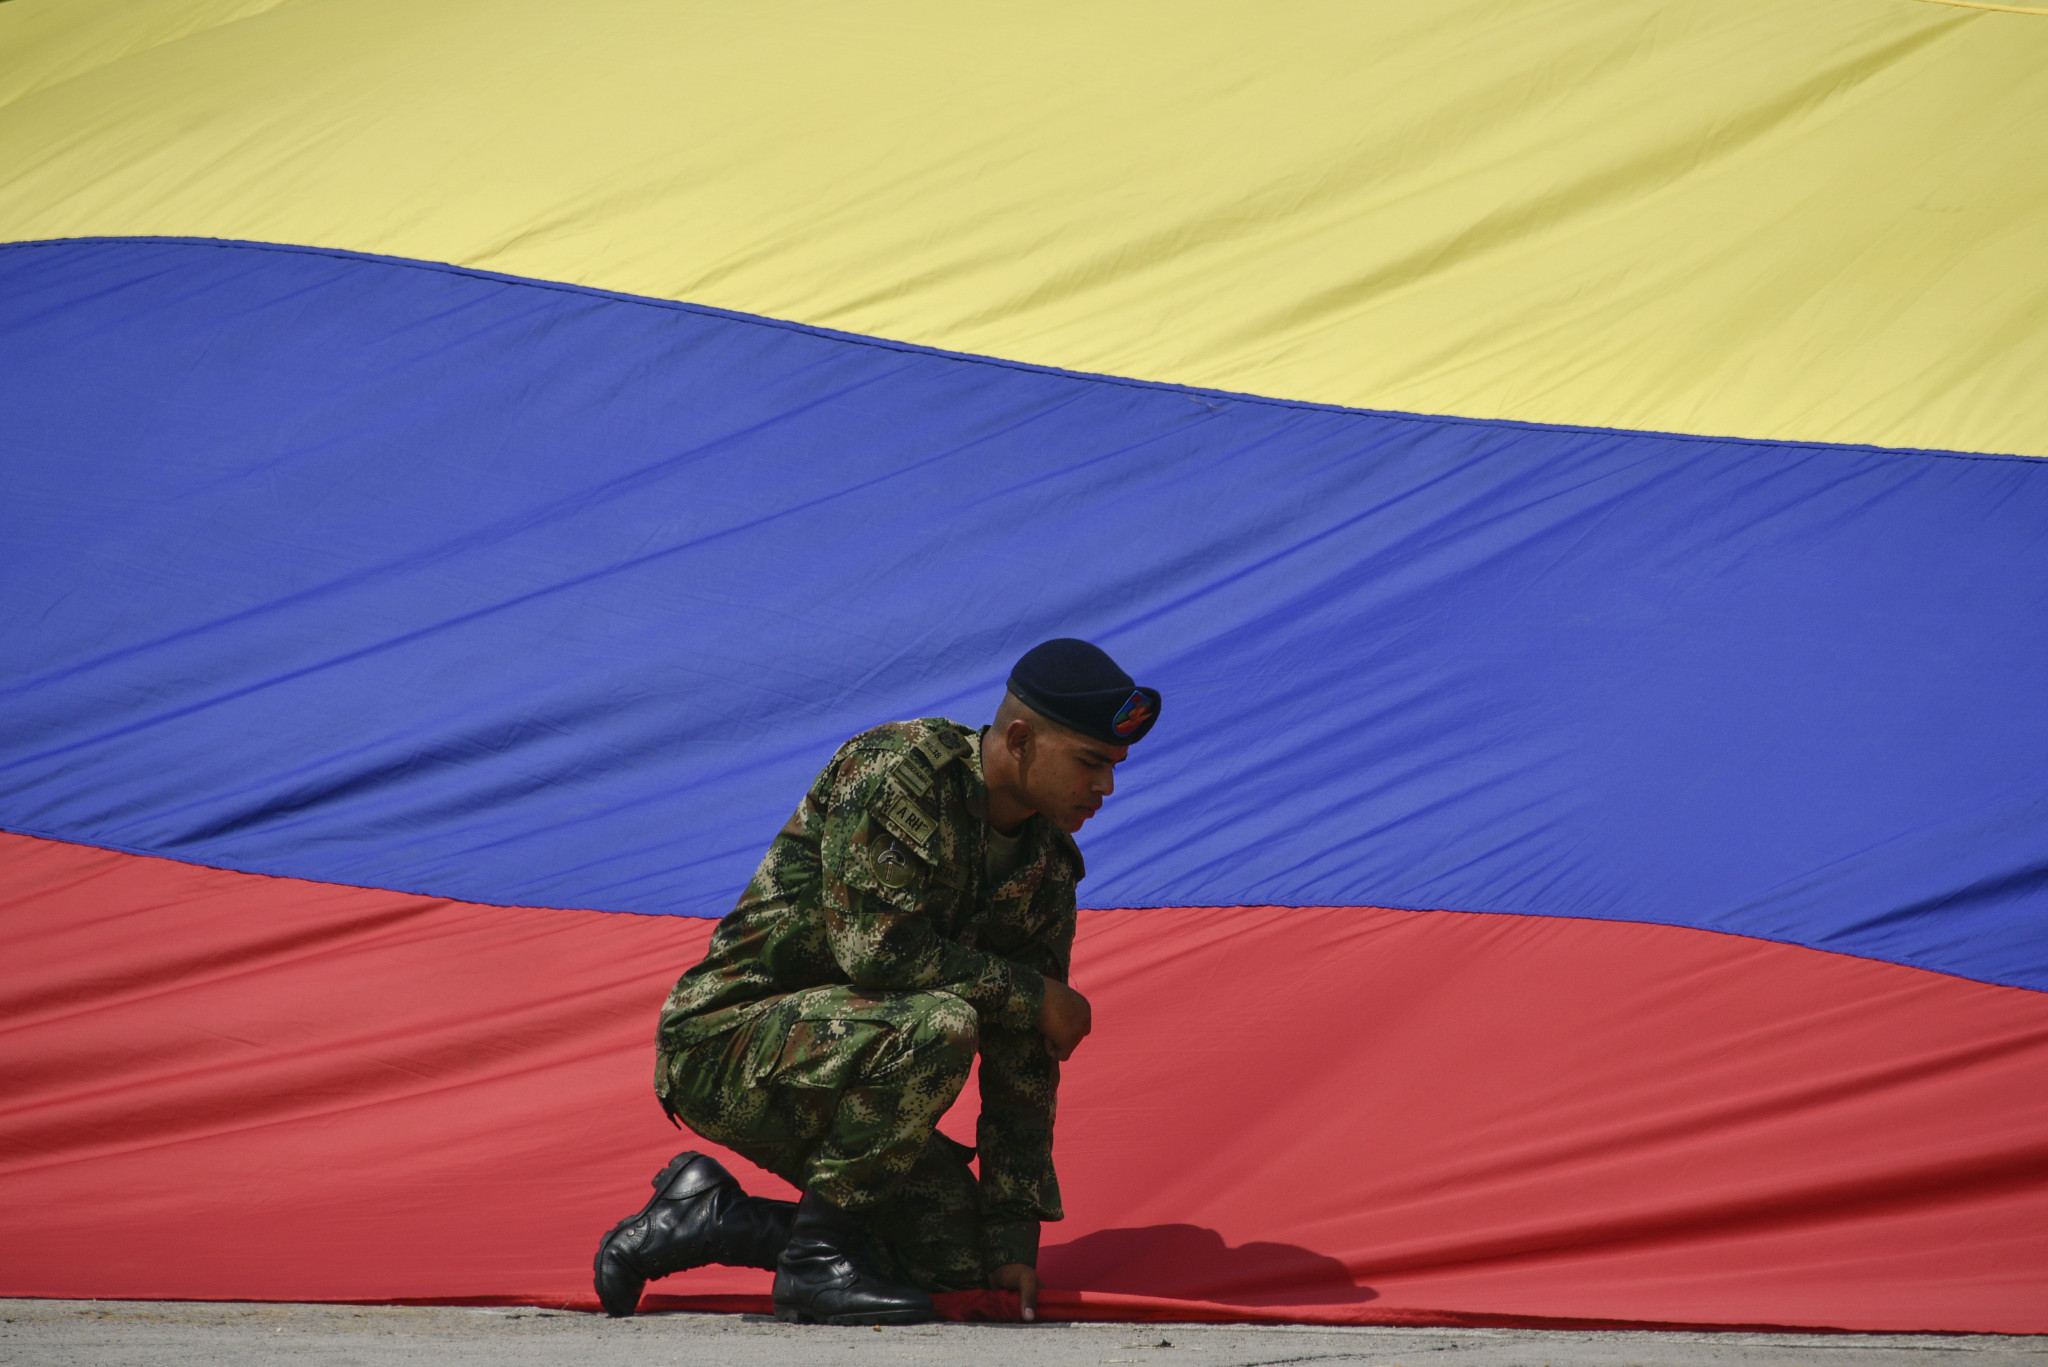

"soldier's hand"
[990, 1262, 1041, 1321]
[1037, 979, 1092, 1061]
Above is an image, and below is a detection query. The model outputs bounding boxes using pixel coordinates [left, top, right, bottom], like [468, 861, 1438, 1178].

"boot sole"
[772, 1304, 935, 1326]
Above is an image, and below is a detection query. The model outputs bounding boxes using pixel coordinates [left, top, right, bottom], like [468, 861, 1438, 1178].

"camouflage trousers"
[661, 985, 987, 1292]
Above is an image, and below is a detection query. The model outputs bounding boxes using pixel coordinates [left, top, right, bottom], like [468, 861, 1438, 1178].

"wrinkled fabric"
[5, 239, 2047, 992]
[6, 831, 2048, 1331]
[4, 2, 2045, 456]
[6, 0, 2048, 1336]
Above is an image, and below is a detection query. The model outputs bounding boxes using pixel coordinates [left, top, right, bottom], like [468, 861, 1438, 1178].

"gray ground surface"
[3, 1301, 2045, 1367]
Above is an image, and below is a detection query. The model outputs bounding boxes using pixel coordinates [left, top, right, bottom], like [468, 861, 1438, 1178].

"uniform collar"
[964, 724, 991, 822]
[969, 724, 1043, 847]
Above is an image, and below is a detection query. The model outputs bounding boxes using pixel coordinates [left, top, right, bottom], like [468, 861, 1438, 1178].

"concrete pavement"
[4, 1300, 2046, 1367]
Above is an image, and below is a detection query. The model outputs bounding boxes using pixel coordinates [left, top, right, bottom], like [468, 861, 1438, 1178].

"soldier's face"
[1023, 725, 1129, 834]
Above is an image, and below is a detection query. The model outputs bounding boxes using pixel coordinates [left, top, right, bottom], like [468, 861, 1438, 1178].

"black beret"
[1007, 638, 1161, 746]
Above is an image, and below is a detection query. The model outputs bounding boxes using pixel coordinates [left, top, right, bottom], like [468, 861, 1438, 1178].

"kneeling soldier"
[593, 639, 1161, 1324]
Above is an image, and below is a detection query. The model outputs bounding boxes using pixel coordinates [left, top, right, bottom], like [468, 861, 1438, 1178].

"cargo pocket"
[751, 989, 902, 1090]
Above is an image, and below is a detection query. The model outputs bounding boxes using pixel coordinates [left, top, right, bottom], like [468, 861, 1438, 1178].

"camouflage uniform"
[655, 718, 1082, 1291]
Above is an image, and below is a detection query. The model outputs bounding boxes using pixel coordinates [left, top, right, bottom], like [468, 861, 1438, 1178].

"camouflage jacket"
[656, 717, 1084, 1268]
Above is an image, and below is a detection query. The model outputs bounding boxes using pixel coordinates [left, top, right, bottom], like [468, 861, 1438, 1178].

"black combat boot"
[771, 1190, 936, 1325]
[592, 1151, 797, 1317]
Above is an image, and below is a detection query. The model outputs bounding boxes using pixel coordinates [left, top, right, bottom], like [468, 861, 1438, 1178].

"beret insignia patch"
[871, 839, 917, 890]
[1111, 689, 1155, 738]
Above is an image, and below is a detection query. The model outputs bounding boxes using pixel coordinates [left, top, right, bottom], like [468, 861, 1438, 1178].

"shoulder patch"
[870, 837, 920, 889]
[873, 781, 940, 853]
[892, 756, 933, 798]
[910, 725, 972, 773]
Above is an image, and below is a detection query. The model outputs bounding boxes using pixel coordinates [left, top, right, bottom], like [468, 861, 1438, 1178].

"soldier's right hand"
[1037, 979, 1092, 1061]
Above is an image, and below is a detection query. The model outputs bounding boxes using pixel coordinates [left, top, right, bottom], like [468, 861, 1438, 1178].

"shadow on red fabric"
[1043, 1224, 1371, 1305]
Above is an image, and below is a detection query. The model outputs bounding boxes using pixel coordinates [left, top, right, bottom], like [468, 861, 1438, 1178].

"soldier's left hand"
[1037, 978, 1092, 1060]
[990, 1262, 1041, 1321]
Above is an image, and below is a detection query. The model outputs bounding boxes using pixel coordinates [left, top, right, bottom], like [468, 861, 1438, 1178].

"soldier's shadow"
[1039, 1223, 1376, 1305]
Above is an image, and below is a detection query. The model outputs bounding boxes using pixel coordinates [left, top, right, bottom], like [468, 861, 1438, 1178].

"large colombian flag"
[4, 0, 2047, 1333]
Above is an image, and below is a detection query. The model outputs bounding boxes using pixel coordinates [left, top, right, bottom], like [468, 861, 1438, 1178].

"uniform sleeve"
[818, 758, 1045, 1034]
[975, 897, 1076, 1270]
